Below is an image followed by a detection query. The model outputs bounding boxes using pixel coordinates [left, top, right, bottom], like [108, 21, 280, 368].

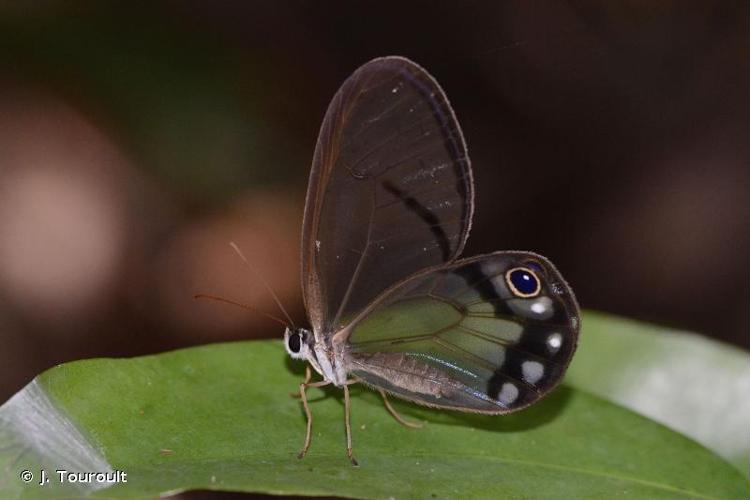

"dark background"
[1, 1, 749, 410]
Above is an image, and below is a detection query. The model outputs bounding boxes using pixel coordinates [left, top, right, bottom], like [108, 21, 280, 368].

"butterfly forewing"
[301, 57, 473, 334]
[344, 252, 580, 413]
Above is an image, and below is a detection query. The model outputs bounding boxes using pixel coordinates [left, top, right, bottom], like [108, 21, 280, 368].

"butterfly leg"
[378, 389, 423, 429]
[297, 373, 330, 460]
[290, 365, 312, 398]
[343, 381, 359, 466]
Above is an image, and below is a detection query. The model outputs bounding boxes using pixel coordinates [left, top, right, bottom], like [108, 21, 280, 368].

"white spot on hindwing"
[547, 333, 563, 354]
[530, 297, 551, 315]
[522, 361, 545, 385]
[530, 302, 544, 314]
[507, 295, 555, 320]
[498, 382, 519, 405]
[315, 240, 321, 252]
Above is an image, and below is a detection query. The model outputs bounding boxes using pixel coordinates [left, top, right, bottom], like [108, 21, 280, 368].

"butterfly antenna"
[229, 241, 296, 328]
[193, 294, 290, 328]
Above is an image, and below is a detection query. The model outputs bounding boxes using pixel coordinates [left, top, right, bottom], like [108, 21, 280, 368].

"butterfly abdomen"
[348, 352, 457, 400]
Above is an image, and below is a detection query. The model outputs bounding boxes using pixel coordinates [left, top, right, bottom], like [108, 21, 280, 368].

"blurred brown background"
[1, 1, 749, 406]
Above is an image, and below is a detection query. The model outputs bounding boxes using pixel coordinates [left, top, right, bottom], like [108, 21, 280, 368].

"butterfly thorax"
[284, 326, 349, 386]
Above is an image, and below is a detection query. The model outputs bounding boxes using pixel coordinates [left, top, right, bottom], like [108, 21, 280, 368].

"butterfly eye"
[505, 267, 541, 298]
[288, 332, 302, 353]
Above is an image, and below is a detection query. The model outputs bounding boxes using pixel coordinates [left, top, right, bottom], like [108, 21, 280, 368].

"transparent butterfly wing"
[301, 56, 473, 334]
[344, 251, 580, 413]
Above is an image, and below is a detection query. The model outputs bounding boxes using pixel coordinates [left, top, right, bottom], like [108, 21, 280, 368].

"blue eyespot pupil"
[510, 269, 539, 295]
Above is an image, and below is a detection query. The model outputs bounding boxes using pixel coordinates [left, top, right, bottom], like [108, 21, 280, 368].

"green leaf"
[1, 314, 749, 499]
[566, 311, 750, 481]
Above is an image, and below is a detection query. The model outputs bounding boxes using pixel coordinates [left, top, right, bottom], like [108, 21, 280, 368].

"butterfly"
[284, 56, 580, 465]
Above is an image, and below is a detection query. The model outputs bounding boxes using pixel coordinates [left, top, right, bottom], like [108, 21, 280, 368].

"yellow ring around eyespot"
[504, 266, 541, 298]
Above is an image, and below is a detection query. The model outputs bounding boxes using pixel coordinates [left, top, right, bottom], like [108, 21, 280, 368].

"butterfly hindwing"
[301, 57, 473, 334]
[343, 251, 580, 413]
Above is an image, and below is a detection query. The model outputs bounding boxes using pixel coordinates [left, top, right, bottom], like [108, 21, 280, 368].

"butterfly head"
[284, 327, 313, 360]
